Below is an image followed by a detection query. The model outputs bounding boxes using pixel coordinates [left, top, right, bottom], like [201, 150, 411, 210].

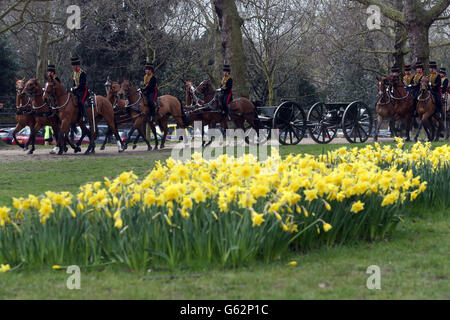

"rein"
[377, 89, 392, 106]
[52, 93, 71, 110]
[126, 91, 143, 109]
[417, 90, 431, 102]
[16, 97, 31, 109]
[389, 86, 410, 100]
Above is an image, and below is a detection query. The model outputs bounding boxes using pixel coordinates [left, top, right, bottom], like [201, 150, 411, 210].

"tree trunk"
[214, 0, 248, 98]
[36, 4, 51, 83]
[393, 0, 406, 72]
[403, 0, 430, 68]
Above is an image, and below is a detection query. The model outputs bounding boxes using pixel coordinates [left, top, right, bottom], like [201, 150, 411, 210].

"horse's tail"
[177, 97, 188, 127]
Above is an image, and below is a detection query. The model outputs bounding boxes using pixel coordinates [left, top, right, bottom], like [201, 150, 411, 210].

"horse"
[183, 80, 228, 147]
[101, 78, 143, 150]
[43, 78, 124, 155]
[22, 78, 72, 155]
[373, 77, 398, 142]
[443, 92, 450, 139]
[13, 77, 35, 150]
[386, 75, 416, 141]
[118, 79, 161, 151]
[413, 76, 444, 142]
[194, 79, 259, 134]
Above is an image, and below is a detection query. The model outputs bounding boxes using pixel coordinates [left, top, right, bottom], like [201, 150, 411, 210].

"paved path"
[0, 137, 397, 163]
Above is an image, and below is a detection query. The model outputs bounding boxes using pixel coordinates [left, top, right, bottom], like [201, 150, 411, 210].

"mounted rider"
[71, 56, 88, 122]
[47, 64, 60, 83]
[403, 64, 414, 87]
[411, 61, 424, 99]
[141, 62, 158, 121]
[428, 61, 442, 118]
[219, 64, 233, 120]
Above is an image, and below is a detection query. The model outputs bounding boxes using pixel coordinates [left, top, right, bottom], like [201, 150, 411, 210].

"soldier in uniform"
[411, 61, 424, 100]
[142, 62, 158, 121]
[220, 64, 233, 120]
[428, 61, 442, 118]
[71, 56, 88, 122]
[440, 68, 448, 95]
[403, 64, 414, 87]
[47, 64, 61, 83]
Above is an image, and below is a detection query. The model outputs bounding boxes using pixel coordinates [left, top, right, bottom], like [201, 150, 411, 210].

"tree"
[213, 0, 248, 97]
[351, 0, 450, 67]
[0, 35, 18, 108]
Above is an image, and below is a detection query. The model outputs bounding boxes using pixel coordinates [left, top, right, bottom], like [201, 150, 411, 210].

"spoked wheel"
[244, 119, 271, 145]
[342, 101, 373, 143]
[273, 101, 306, 145]
[307, 102, 338, 144]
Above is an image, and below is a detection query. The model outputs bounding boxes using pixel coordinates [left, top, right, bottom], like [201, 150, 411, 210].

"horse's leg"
[27, 122, 43, 155]
[12, 120, 26, 149]
[405, 117, 412, 142]
[137, 120, 152, 151]
[373, 116, 383, 142]
[24, 119, 35, 151]
[57, 119, 71, 155]
[102, 110, 124, 153]
[158, 119, 168, 149]
[414, 114, 424, 142]
[100, 127, 112, 150]
[149, 121, 159, 150]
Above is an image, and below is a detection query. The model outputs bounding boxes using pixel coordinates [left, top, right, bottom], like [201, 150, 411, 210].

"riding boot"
[226, 104, 231, 121]
[80, 102, 87, 122]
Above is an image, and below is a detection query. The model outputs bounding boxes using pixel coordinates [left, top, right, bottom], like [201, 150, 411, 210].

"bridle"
[377, 81, 392, 106]
[389, 78, 410, 100]
[44, 80, 71, 110]
[418, 80, 432, 102]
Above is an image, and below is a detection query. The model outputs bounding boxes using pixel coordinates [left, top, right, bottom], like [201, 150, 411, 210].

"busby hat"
[429, 61, 437, 69]
[223, 64, 231, 72]
[47, 64, 56, 73]
[391, 66, 400, 73]
[71, 57, 80, 66]
[404, 64, 412, 71]
[144, 63, 154, 71]
[415, 61, 424, 69]
[439, 68, 446, 75]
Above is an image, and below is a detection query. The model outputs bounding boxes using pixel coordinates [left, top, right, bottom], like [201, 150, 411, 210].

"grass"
[0, 141, 449, 299]
[0, 209, 448, 299]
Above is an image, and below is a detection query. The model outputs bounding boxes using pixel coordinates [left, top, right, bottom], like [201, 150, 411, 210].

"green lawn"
[0, 141, 449, 299]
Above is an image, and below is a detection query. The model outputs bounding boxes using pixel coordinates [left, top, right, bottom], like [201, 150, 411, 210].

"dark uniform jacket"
[221, 76, 233, 106]
[143, 74, 158, 104]
[429, 72, 441, 94]
[73, 69, 88, 104]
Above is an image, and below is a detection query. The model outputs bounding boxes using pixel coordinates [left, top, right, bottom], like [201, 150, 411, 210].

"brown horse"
[22, 79, 69, 155]
[119, 79, 160, 150]
[184, 80, 228, 147]
[414, 76, 444, 142]
[102, 79, 142, 150]
[13, 77, 35, 150]
[43, 78, 124, 155]
[194, 79, 259, 134]
[386, 75, 415, 141]
[373, 77, 399, 142]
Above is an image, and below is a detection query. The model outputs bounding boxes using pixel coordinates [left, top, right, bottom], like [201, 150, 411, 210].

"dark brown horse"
[13, 77, 35, 150]
[386, 75, 415, 141]
[373, 77, 398, 142]
[22, 79, 67, 155]
[194, 79, 259, 133]
[119, 79, 160, 151]
[102, 79, 142, 150]
[184, 80, 227, 147]
[414, 76, 444, 142]
[43, 78, 123, 155]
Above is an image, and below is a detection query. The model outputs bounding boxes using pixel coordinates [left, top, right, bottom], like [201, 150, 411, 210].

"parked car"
[11, 127, 45, 145]
[0, 127, 15, 144]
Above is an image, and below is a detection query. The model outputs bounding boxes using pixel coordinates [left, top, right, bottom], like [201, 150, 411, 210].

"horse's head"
[15, 77, 27, 98]
[43, 77, 57, 101]
[111, 81, 122, 97]
[23, 78, 42, 98]
[420, 76, 429, 93]
[120, 79, 134, 99]
[195, 79, 211, 95]
[376, 77, 389, 95]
